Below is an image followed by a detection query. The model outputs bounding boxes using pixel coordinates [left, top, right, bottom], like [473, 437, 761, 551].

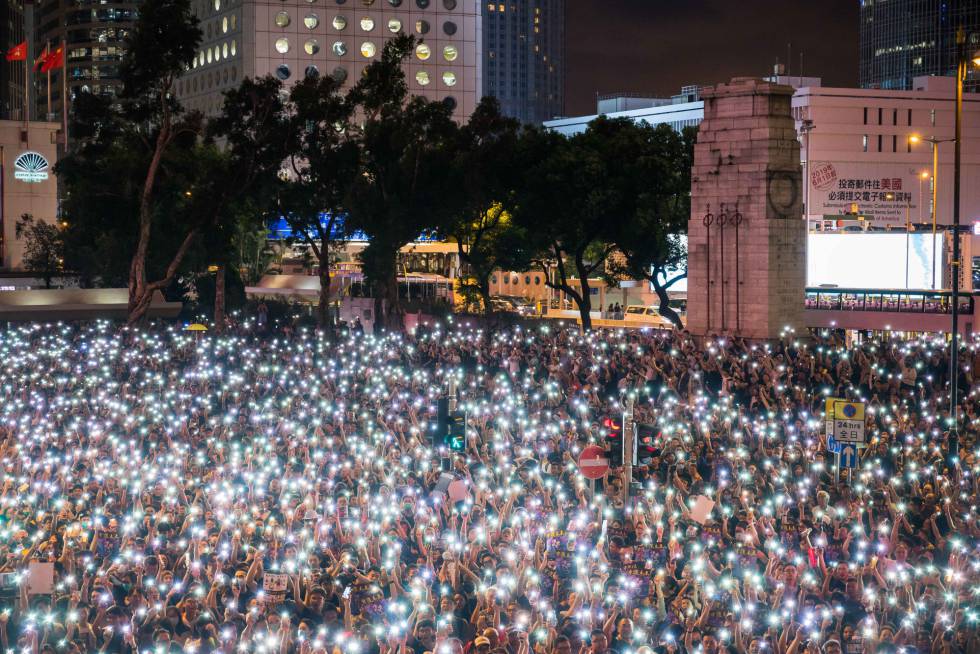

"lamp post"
[909, 134, 955, 289]
[886, 191, 913, 288]
[948, 30, 980, 459]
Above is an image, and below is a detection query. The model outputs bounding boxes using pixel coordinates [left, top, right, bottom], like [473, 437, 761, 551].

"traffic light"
[603, 417, 623, 467]
[434, 397, 466, 452]
[636, 423, 659, 460]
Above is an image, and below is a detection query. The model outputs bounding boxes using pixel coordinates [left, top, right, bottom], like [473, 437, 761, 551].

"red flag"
[5, 41, 27, 62]
[33, 44, 49, 71]
[40, 46, 63, 73]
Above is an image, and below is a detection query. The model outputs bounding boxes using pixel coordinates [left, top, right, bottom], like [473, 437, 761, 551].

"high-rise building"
[179, 0, 481, 119]
[33, 0, 139, 120]
[1, 1, 27, 121]
[482, 0, 563, 124]
[859, 0, 980, 92]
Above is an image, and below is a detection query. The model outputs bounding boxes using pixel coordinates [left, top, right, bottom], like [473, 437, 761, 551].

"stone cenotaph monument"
[686, 77, 807, 340]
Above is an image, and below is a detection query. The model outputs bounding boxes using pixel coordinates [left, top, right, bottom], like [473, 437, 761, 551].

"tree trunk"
[479, 277, 493, 316]
[214, 264, 226, 332]
[651, 274, 683, 329]
[317, 247, 332, 329]
[574, 255, 593, 332]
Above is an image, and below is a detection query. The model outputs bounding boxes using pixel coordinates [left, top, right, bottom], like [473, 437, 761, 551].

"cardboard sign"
[690, 495, 716, 525]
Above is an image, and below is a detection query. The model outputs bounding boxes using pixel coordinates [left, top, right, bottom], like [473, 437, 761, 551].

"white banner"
[808, 161, 927, 223]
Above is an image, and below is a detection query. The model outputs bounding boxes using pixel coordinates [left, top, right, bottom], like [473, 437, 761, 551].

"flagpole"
[45, 41, 51, 121]
[62, 40, 68, 152]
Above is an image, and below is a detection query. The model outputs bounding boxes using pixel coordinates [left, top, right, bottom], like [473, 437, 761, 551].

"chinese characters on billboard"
[808, 161, 923, 223]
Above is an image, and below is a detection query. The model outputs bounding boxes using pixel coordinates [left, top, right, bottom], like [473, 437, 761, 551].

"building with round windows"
[177, 0, 481, 119]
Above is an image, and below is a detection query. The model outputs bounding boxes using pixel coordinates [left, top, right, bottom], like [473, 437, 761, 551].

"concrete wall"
[0, 120, 60, 271]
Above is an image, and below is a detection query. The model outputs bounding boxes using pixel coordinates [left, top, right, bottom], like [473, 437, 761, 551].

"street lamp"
[885, 191, 913, 288]
[947, 29, 980, 457]
[909, 134, 955, 289]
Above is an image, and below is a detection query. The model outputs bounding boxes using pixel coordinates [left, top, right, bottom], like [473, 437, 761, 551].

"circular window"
[222, 42, 229, 58]
[360, 16, 375, 31]
[305, 39, 320, 55]
[222, 17, 228, 33]
[524, 276, 530, 285]
[503, 275, 509, 285]
[388, 0, 402, 5]
[415, 43, 431, 60]
[275, 11, 290, 27]
[491, 275, 497, 284]
[231, 40, 237, 56]
[276, 64, 291, 80]
[443, 0, 456, 8]
[443, 45, 458, 61]
[275, 37, 290, 53]
[416, 0, 430, 7]
[442, 71, 456, 86]
[332, 15, 347, 30]
[332, 41, 347, 56]
[336, 0, 347, 3]
[305, 65, 320, 78]
[415, 19, 429, 34]
[332, 66, 348, 82]
[443, 96, 457, 111]
[443, 21, 457, 36]
[360, 41, 377, 58]
[361, 0, 376, 5]
[416, 70, 430, 85]
[305, 13, 319, 29]
[387, 18, 402, 32]
[534, 276, 541, 285]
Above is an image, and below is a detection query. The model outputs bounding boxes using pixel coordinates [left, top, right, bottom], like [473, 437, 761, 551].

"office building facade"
[482, 0, 563, 124]
[859, 0, 980, 92]
[179, 0, 481, 119]
[1, 1, 27, 121]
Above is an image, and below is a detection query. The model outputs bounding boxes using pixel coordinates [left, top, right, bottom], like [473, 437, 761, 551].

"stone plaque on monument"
[686, 77, 806, 340]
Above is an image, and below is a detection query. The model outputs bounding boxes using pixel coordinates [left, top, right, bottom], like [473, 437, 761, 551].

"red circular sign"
[578, 444, 610, 480]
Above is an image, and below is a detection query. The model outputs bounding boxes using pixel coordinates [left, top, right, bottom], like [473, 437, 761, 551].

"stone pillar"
[686, 77, 806, 341]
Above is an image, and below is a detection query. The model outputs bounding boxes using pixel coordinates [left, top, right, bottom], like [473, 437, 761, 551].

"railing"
[805, 288, 975, 315]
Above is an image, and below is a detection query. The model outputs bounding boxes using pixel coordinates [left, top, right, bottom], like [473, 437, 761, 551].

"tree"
[15, 214, 64, 289]
[57, 0, 289, 323]
[605, 123, 696, 328]
[443, 97, 525, 314]
[276, 71, 359, 328]
[345, 34, 461, 330]
[510, 126, 620, 331]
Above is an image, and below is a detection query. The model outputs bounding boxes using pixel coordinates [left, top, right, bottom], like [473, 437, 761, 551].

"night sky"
[565, 0, 859, 116]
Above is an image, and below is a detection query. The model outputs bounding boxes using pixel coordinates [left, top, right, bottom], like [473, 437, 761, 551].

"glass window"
[332, 15, 348, 30]
[231, 14, 237, 30]
[206, 48, 212, 63]
[416, 70, 430, 85]
[443, 0, 456, 8]
[443, 21, 457, 35]
[276, 64, 291, 80]
[360, 41, 376, 58]
[222, 17, 228, 33]
[361, 0, 376, 5]
[231, 40, 237, 56]
[275, 11, 290, 27]
[443, 96, 456, 111]
[443, 45, 457, 61]
[305, 39, 320, 55]
[336, 0, 347, 3]
[534, 276, 540, 285]
[305, 14, 319, 29]
[360, 16, 375, 31]
[305, 65, 320, 78]
[524, 276, 530, 285]
[222, 42, 228, 58]
[332, 66, 348, 82]
[275, 38, 290, 53]
[442, 71, 456, 86]
[214, 0, 220, 10]
[387, 18, 402, 32]
[417, 0, 430, 7]
[388, 0, 402, 5]
[332, 41, 347, 56]
[415, 19, 429, 34]
[415, 43, 431, 60]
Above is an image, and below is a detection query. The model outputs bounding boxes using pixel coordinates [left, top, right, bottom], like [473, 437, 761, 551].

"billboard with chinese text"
[808, 161, 927, 223]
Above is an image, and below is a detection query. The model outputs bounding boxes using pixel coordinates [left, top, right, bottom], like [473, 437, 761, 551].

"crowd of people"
[0, 319, 977, 654]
